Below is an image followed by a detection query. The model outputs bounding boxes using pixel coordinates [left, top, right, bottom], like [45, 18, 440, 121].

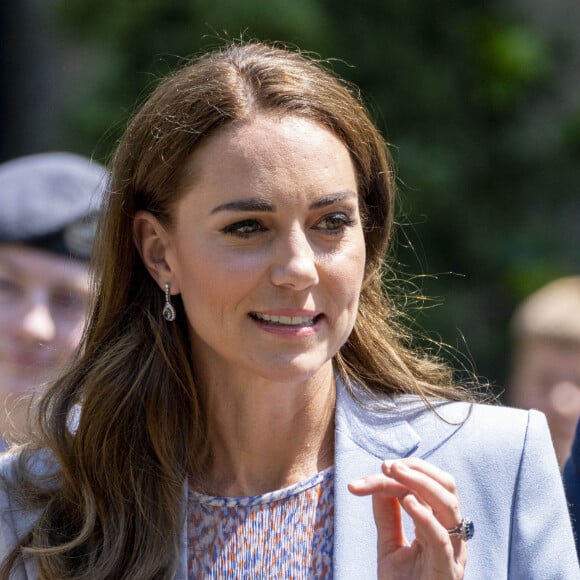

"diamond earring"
[162, 283, 176, 322]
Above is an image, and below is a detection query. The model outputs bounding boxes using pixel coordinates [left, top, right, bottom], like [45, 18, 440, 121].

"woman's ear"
[133, 210, 179, 291]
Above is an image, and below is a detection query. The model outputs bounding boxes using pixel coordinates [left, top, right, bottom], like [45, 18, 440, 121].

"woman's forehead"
[180, 114, 353, 183]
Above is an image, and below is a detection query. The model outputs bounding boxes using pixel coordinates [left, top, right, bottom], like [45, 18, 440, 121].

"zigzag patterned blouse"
[187, 466, 334, 578]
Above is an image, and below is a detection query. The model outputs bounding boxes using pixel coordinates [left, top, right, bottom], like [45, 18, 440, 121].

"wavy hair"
[1, 41, 474, 579]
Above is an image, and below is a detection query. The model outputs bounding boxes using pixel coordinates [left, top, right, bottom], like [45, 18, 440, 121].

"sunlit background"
[2, 0, 579, 394]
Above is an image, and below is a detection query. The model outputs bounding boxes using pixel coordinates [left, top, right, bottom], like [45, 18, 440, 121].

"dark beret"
[0, 152, 108, 261]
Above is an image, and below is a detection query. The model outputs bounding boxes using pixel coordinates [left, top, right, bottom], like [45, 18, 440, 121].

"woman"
[1, 42, 577, 579]
[0, 152, 106, 451]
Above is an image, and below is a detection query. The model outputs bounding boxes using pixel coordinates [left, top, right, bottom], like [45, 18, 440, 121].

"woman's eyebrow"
[309, 190, 357, 210]
[209, 189, 357, 215]
[210, 198, 275, 214]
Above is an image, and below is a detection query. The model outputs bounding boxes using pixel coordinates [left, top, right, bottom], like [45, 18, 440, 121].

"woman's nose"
[269, 230, 319, 290]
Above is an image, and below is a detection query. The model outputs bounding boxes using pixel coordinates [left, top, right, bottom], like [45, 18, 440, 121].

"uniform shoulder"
[0, 448, 21, 485]
[0, 447, 57, 546]
[0, 446, 60, 497]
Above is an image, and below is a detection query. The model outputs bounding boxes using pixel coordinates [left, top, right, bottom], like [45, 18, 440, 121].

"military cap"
[0, 152, 108, 261]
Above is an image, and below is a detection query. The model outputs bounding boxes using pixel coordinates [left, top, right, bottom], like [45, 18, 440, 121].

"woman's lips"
[250, 312, 318, 326]
[249, 311, 323, 335]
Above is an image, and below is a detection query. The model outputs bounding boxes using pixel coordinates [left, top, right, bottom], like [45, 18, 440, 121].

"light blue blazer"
[332, 381, 579, 579]
[1, 380, 579, 579]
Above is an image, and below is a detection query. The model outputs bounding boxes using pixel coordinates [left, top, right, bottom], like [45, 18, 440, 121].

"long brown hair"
[1, 41, 473, 579]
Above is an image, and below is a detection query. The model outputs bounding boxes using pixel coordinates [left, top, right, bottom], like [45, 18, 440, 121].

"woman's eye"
[220, 219, 265, 238]
[317, 213, 355, 233]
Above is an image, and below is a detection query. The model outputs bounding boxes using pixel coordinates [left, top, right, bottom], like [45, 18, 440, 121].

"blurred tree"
[53, 0, 580, 390]
[54, 0, 334, 160]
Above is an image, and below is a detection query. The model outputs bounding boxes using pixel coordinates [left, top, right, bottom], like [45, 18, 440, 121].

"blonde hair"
[511, 276, 580, 344]
[2, 41, 473, 579]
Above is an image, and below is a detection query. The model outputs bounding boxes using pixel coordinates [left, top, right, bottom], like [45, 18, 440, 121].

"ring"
[447, 518, 475, 541]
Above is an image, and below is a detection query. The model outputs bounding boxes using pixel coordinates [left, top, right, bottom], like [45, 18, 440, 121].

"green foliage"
[477, 21, 552, 109]
[55, 0, 334, 160]
[53, 0, 580, 387]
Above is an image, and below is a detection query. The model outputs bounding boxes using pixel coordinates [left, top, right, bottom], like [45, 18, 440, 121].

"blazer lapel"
[333, 378, 422, 580]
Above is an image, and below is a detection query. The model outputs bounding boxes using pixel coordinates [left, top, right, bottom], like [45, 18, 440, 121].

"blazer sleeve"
[508, 410, 580, 579]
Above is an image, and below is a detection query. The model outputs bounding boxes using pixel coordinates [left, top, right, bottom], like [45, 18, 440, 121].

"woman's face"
[0, 244, 90, 398]
[164, 114, 366, 385]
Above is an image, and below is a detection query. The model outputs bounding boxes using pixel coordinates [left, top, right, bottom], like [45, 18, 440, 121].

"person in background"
[0, 152, 107, 450]
[508, 276, 580, 469]
[0, 43, 577, 579]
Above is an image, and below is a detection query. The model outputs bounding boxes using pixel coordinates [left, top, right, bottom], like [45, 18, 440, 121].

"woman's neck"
[196, 366, 336, 496]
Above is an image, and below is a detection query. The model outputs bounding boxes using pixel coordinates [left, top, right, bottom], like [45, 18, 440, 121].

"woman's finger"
[372, 494, 409, 555]
[383, 459, 462, 529]
[401, 493, 467, 573]
[348, 472, 409, 498]
[383, 457, 457, 492]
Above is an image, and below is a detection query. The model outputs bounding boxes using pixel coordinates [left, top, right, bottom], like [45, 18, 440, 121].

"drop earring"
[163, 283, 176, 322]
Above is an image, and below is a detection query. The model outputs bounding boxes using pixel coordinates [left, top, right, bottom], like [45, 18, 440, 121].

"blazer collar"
[335, 376, 470, 461]
[335, 376, 422, 460]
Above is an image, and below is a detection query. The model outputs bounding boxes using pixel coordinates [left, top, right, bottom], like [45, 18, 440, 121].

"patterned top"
[187, 467, 334, 579]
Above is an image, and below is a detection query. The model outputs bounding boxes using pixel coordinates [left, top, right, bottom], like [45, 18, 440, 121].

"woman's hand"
[348, 458, 467, 580]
